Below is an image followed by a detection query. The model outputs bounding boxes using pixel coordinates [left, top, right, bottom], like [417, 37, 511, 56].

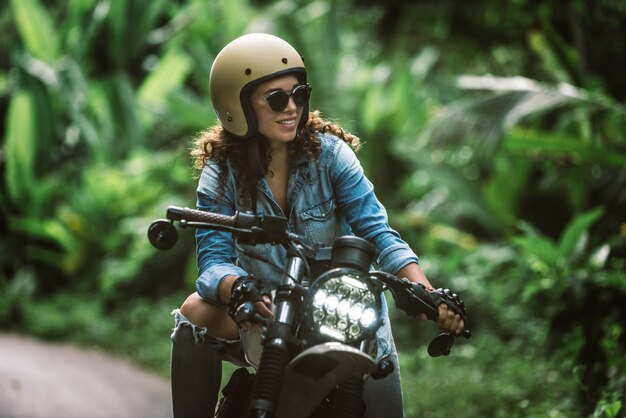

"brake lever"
[382, 276, 440, 320]
[428, 333, 456, 357]
[426, 286, 472, 356]
[377, 274, 471, 356]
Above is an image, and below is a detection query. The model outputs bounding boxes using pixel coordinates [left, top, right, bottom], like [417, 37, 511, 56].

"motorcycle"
[148, 206, 471, 418]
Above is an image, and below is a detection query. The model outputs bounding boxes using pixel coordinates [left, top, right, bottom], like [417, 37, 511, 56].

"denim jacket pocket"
[298, 198, 338, 246]
[299, 198, 336, 222]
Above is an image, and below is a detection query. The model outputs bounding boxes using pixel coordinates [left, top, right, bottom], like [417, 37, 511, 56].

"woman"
[170, 33, 464, 418]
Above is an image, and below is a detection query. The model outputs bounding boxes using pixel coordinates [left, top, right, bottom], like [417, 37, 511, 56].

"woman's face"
[250, 74, 305, 148]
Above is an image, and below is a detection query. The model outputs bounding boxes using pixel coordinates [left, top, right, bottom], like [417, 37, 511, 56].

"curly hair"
[191, 110, 361, 208]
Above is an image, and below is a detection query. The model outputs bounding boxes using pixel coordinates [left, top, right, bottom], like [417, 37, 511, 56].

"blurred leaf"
[22, 293, 108, 339]
[55, 58, 103, 155]
[528, 19, 583, 86]
[410, 46, 441, 82]
[426, 74, 626, 163]
[528, 28, 573, 84]
[110, 73, 144, 151]
[360, 73, 389, 134]
[166, 90, 215, 130]
[429, 223, 477, 250]
[590, 244, 611, 269]
[63, 0, 103, 57]
[482, 156, 532, 229]
[185, 38, 216, 93]
[558, 207, 604, 260]
[221, 0, 253, 39]
[0, 73, 9, 94]
[8, 216, 76, 254]
[593, 392, 623, 418]
[138, 47, 193, 126]
[10, 0, 61, 62]
[4, 89, 37, 204]
[86, 81, 116, 144]
[131, 0, 168, 50]
[97, 0, 167, 69]
[514, 221, 560, 266]
[0, 269, 36, 319]
[504, 128, 626, 168]
[424, 82, 583, 159]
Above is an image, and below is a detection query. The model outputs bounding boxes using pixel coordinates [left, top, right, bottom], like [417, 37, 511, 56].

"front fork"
[330, 338, 386, 418]
[332, 375, 366, 418]
[247, 251, 305, 418]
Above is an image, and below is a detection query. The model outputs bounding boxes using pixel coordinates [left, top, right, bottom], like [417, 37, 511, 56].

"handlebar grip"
[166, 206, 235, 226]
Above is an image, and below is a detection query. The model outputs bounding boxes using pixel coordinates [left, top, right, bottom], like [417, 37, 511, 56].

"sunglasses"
[264, 84, 312, 112]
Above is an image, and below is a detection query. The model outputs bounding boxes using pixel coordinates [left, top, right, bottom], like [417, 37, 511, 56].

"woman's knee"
[179, 292, 237, 339]
[180, 293, 216, 327]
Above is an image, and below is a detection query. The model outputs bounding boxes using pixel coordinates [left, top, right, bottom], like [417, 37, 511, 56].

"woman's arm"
[328, 138, 464, 334]
[328, 138, 419, 274]
[195, 163, 248, 306]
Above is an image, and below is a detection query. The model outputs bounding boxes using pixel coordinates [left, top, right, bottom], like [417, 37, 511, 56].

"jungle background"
[1, 0, 625, 416]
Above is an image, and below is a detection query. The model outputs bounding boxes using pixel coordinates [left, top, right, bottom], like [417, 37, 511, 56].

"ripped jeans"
[170, 309, 405, 418]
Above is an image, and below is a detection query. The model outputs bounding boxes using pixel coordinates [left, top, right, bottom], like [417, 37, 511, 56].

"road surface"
[0, 334, 172, 418]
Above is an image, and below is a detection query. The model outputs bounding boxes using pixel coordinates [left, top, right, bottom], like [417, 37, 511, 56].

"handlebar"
[166, 206, 257, 228]
[149, 206, 297, 249]
[149, 205, 471, 356]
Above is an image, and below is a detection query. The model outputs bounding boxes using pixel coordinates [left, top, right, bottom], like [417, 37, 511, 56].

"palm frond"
[419, 74, 625, 160]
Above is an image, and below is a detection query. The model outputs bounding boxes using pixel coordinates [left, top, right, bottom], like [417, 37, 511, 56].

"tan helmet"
[209, 33, 309, 139]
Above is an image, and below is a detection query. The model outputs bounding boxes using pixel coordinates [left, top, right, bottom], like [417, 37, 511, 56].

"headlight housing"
[305, 268, 382, 343]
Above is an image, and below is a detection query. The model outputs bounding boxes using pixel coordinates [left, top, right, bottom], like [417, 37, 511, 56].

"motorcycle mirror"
[427, 333, 455, 357]
[148, 219, 178, 250]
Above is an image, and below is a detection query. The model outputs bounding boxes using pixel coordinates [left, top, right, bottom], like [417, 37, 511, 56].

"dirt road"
[0, 334, 172, 418]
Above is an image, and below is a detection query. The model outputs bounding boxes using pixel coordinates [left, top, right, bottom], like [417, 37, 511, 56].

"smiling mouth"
[277, 119, 296, 126]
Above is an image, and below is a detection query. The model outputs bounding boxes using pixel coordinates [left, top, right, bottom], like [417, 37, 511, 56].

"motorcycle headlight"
[305, 269, 382, 343]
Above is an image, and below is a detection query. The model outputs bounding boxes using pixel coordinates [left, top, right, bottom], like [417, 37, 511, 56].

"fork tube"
[274, 254, 304, 326]
[281, 249, 305, 286]
[248, 250, 304, 417]
[358, 338, 374, 355]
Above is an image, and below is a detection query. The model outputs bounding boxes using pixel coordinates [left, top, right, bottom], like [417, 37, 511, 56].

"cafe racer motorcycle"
[148, 206, 470, 418]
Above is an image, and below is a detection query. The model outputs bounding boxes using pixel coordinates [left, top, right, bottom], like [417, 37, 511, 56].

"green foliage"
[10, 0, 61, 63]
[512, 207, 605, 299]
[400, 336, 579, 417]
[4, 88, 38, 204]
[594, 392, 624, 418]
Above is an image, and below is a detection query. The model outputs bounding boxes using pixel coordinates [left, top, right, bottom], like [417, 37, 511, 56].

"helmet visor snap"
[264, 84, 312, 112]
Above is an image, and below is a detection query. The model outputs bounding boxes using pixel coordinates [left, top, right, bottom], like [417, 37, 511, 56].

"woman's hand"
[249, 294, 273, 328]
[433, 302, 465, 335]
[222, 275, 273, 330]
[396, 263, 466, 335]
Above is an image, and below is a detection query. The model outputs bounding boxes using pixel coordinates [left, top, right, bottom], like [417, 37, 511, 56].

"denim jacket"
[195, 132, 419, 358]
